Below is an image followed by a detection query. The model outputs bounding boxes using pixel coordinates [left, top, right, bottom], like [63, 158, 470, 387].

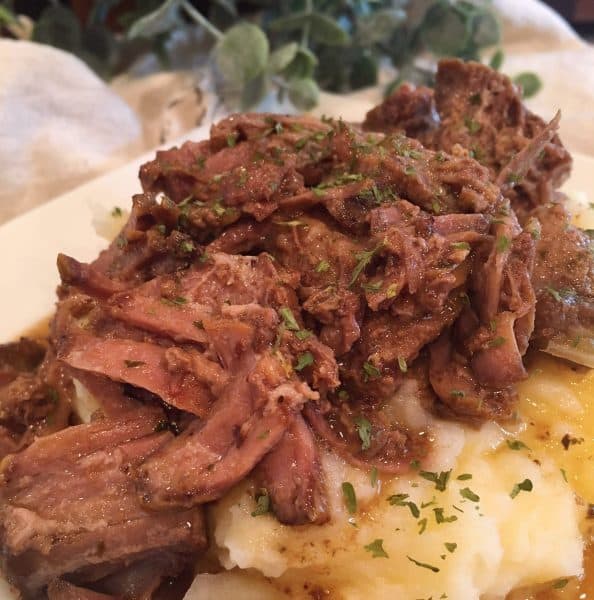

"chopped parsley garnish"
[450, 390, 465, 398]
[198, 252, 211, 263]
[257, 430, 270, 440]
[362, 361, 381, 381]
[433, 508, 458, 524]
[444, 542, 457, 553]
[507, 171, 522, 184]
[354, 417, 372, 451]
[435, 151, 446, 162]
[552, 578, 569, 590]
[161, 296, 188, 307]
[510, 478, 533, 499]
[459, 487, 480, 502]
[251, 489, 270, 517]
[295, 330, 312, 340]
[456, 473, 472, 481]
[116, 235, 127, 248]
[315, 259, 330, 273]
[464, 117, 481, 134]
[560, 468, 568, 483]
[407, 555, 440, 572]
[489, 336, 506, 348]
[179, 240, 195, 254]
[418, 518, 428, 534]
[226, 133, 238, 147]
[279, 307, 300, 331]
[506, 440, 530, 451]
[387, 493, 420, 518]
[370, 466, 378, 488]
[294, 352, 314, 371]
[155, 224, 166, 235]
[546, 286, 562, 302]
[397, 356, 407, 373]
[364, 539, 389, 558]
[451, 242, 470, 251]
[419, 470, 451, 492]
[124, 360, 146, 368]
[362, 280, 383, 292]
[212, 200, 227, 217]
[350, 242, 383, 287]
[342, 482, 357, 514]
[496, 235, 511, 252]
[111, 206, 123, 217]
[193, 320, 204, 329]
[404, 165, 416, 176]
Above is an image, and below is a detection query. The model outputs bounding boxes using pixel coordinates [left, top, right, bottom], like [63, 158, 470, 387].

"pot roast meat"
[254, 413, 329, 525]
[0, 407, 206, 598]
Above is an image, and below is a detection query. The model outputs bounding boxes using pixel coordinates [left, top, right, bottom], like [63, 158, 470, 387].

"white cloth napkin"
[0, 0, 593, 225]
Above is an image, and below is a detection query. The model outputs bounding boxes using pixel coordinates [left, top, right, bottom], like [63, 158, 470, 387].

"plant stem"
[302, 0, 313, 46]
[181, 1, 223, 40]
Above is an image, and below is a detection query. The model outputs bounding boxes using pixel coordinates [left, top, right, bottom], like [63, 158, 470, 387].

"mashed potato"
[183, 354, 592, 600]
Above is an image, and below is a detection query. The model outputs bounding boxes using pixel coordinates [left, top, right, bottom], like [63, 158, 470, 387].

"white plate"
[0, 126, 591, 599]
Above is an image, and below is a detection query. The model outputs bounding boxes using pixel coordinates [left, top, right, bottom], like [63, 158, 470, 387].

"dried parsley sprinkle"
[546, 286, 563, 302]
[179, 240, 195, 254]
[350, 242, 383, 287]
[387, 494, 420, 518]
[364, 539, 389, 558]
[295, 330, 312, 340]
[459, 487, 480, 502]
[507, 172, 522, 185]
[342, 482, 357, 514]
[362, 280, 383, 292]
[419, 470, 451, 492]
[251, 490, 270, 517]
[212, 200, 227, 217]
[404, 165, 416, 176]
[362, 361, 381, 381]
[456, 473, 472, 481]
[111, 206, 123, 217]
[506, 440, 530, 451]
[257, 430, 270, 440]
[445, 542, 457, 553]
[496, 235, 511, 252]
[552, 579, 569, 590]
[354, 417, 372, 451]
[386, 283, 399, 299]
[510, 478, 533, 499]
[226, 133, 237, 147]
[450, 390, 465, 398]
[560, 468, 568, 483]
[397, 356, 407, 373]
[294, 352, 314, 371]
[433, 508, 458, 524]
[451, 242, 470, 251]
[407, 555, 440, 572]
[279, 307, 300, 331]
[315, 259, 330, 273]
[418, 518, 428, 534]
[370, 467, 378, 488]
[161, 296, 188, 307]
[124, 360, 146, 368]
[435, 151, 446, 162]
[489, 336, 506, 348]
[464, 117, 481, 134]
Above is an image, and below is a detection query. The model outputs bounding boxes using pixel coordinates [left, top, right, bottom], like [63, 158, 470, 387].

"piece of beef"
[530, 202, 594, 346]
[47, 580, 116, 600]
[362, 83, 439, 144]
[255, 414, 329, 525]
[0, 407, 206, 598]
[136, 352, 321, 510]
[0, 339, 46, 386]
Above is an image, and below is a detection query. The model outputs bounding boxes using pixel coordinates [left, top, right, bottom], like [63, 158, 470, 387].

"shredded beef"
[1, 58, 592, 599]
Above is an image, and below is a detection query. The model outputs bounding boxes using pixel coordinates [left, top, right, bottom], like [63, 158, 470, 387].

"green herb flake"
[212, 200, 227, 217]
[226, 133, 238, 147]
[387, 493, 419, 517]
[510, 478, 533, 499]
[370, 466, 378, 488]
[257, 429, 270, 440]
[251, 489, 270, 517]
[513, 72, 542, 99]
[435, 151, 446, 162]
[496, 235, 511, 252]
[445, 542, 457, 553]
[295, 329, 312, 340]
[450, 389, 465, 398]
[362, 280, 383, 292]
[350, 242, 383, 287]
[546, 286, 563, 302]
[294, 351, 314, 372]
[364, 539, 389, 559]
[419, 470, 451, 492]
[279, 307, 300, 331]
[362, 361, 381, 381]
[451, 242, 470, 251]
[433, 508, 458, 524]
[111, 206, 123, 217]
[354, 417, 372, 451]
[193, 320, 204, 330]
[459, 487, 480, 502]
[552, 578, 569, 590]
[404, 165, 416, 176]
[397, 356, 408, 373]
[124, 360, 146, 368]
[464, 117, 481, 134]
[179, 240, 195, 254]
[342, 481, 357, 514]
[418, 518, 428, 534]
[506, 439, 530, 451]
[407, 555, 439, 573]
[489, 336, 506, 348]
[315, 259, 330, 273]
[456, 473, 472, 481]
[386, 283, 398, 299]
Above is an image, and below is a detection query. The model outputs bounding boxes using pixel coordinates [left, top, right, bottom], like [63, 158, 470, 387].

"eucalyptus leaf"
[213, 0, 238, 18]
[356, 8, 406, 45]
[215, 23, 269, 85]
[350, 52, 378, 89]
[309, 12, 350, 46]
[0, 5, 16, 26]
[268, 11, 310, 33]
[288, 78, 320, 111]
[241, 73, 269, 109]
[269, 42, 299, 73]
[127, 0, 182, 39]
[513, 72, 542, 99]
[283, 46, 318, 79]
[421, 2, 471, 57]
[489, 48, 504, 71]
[471, 9, 500, 47]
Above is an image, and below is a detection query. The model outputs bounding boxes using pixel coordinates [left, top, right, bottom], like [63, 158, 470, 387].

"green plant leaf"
[288, 77, 320, 111]
[356, 8, 406, 45]
[33, 5, 82, 53]
[350, 52, 378, 89]
[269, 42, 299, 73]
[471, 9, 500, 47]
[309, 12, 350, 46]
[127, 0, 182, 39]
[283, 46, 318, 79]
[0, 5, 16, 26]
[513, 72, 542, 99]
[489, 48, 504, 71]
[421, 2, 471, 57]
[240, 72, 269, 108]
[215, 23, 269, 86]
[268, 11, 310, 33]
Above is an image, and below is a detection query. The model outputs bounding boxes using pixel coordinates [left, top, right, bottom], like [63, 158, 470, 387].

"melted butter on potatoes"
[185, 357, 592, 600]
